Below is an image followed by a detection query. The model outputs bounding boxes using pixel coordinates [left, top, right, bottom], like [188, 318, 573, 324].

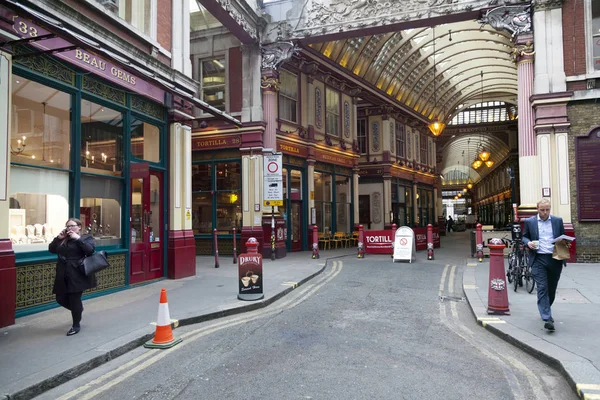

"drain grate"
[439, 295, 466, 302]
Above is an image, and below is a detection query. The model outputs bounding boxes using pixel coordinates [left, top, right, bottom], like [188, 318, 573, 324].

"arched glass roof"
[309, 20, 516, 182]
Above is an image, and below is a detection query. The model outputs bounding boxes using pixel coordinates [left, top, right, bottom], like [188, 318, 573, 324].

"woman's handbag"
[81, 251, 110, 276]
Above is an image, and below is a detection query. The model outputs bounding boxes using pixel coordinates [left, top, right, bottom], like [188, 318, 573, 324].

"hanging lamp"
[477, 71, 491, 162]
[428, 26, 446, 137]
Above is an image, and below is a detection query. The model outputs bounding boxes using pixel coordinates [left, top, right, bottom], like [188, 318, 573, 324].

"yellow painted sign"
[186, 210, 191, 220]
[264, 200, 283, 207]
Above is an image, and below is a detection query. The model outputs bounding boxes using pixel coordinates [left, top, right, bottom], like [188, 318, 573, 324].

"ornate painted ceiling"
[197, 0, 529, 184]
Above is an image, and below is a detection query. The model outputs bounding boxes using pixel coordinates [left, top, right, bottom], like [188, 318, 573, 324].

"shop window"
[10, 76, 71, 169]
[396, 122, 405, 159]
[8, 166, 69, 253]
[80, 175, 122, 246]
[325, 88, 340, 136]
[81, 99, 123, 176]
[201, 58, 226, 111]
[314, 172, 332, 233]
[357, 119, 367, 154]
[216, 191, 241, 233]
[192, 164, 212, 192]
[95, 0, 154, 37]
[406, 187, 413, 227]
[279, 70, 298, 123]
[192, 162, 241, 234]
[192, 191, 212, 234]
[420, 134, 427, 165]
[335, 175, 351, 233]
[131, 118, 160, 163]
[216, 162, 240, 190]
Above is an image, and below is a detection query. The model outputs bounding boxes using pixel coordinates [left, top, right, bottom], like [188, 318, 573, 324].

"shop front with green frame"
[313, 162, 354, 237]
[7, 52, 168, 316]
[281, 156, 308, 252]
[191, 149, 242, 255]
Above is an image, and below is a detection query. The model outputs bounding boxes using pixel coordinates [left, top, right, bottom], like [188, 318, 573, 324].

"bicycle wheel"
[507, 253, 516, 283]
[512, 266, 520, 292]
[525, 266, 535, 293]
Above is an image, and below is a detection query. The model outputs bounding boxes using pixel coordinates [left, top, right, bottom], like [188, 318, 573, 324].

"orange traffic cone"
[144, 288, 182, 349]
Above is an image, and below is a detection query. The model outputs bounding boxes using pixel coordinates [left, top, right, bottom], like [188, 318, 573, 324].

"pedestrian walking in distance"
[49, 218, 97, 336]
[522, 199, 566, 332]
[446, 216, 454, 232]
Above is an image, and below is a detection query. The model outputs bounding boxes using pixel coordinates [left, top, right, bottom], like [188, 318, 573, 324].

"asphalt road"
[37, 255, 577, 400]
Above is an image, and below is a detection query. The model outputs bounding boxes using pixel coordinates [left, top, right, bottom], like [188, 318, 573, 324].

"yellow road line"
[58, 261, 344, 400]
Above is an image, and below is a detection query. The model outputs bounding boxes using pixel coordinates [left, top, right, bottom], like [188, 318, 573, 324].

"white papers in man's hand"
[551, 234, 575, 243]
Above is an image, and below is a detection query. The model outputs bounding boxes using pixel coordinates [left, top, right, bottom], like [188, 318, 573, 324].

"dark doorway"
[359, 195, 371, 229]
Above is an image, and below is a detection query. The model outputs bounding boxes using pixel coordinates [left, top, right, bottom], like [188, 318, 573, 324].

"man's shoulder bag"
[81, 251, 110, 276]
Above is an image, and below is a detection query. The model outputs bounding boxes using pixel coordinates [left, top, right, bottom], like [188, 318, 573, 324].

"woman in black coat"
[49, 218, 97, 336]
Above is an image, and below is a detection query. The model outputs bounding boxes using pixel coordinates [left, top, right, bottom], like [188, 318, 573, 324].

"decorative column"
[383, 175, 392, 227]
[513, 37, 540, 216]
[260, 42, 298, 150]
[530, 0, 572, 222]
[241, 43, 263, 123]
[260, 71, 279, 151]
[353, 167, 360, 229]
[0, 52, 11, 239]
[412, 180, 419, 227]
[481, 5, 536, 217]
[168, 123, 195, 279]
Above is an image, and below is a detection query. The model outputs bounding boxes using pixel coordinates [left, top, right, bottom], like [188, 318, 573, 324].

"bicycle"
[504, 237, 535, 293]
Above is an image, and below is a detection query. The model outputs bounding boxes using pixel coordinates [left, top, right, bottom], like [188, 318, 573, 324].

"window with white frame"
[357, 119, 367, 154]
[420, 133, 428, 164]
[201, 58, 226, 111]
[395, 122, 405, 159]
[592, 0, 600, 71]
[325, 88, 340, 136]
[278, 70, 298, 123]
[94, 0, 155, 37]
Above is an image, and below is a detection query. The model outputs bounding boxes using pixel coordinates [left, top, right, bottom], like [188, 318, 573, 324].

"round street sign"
[267, 162, 278, 174]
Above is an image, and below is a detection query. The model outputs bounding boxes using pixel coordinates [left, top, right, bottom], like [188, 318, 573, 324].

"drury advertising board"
[238, 238, 264, 301]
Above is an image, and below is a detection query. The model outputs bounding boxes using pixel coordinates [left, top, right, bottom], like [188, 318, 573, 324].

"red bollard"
[476, 223, 484, 262]
[391, 223, 397, 258]
[357, 225, 365, 258]
[213, 229, 220, 268]
[427, 223, 434, 260]
[487, 238, 510, 315]
[233, 227, 237, 264]
[312, 225, 320, 259]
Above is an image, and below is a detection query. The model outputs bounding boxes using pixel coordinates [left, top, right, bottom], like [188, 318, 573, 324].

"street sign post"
[263, 153, 283, 207]
[263, 152, 283, 260]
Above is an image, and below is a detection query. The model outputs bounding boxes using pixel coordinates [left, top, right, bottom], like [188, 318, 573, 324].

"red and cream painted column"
[261, 70, 279, 151]
[513, 36, 540, 216]
[168, 122, 195, 278]
[531, 0, 572, 222]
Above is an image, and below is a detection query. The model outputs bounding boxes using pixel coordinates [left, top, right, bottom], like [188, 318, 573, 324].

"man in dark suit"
[522, 198, 566, 332]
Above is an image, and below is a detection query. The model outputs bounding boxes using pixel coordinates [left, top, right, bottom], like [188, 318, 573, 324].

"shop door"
[290, 201, 302, 251]
[359, 195, 371, 229]
[130, 163, 163, 284]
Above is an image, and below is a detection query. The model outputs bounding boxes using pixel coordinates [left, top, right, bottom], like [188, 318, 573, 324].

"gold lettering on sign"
[280, 144, 301, 154]
[197, 139, 227, 147]
[111, 67, 136, 85]
[75, 49, 107, 71]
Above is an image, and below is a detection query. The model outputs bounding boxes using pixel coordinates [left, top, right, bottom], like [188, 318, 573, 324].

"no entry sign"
[263, 153, 283, 207]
